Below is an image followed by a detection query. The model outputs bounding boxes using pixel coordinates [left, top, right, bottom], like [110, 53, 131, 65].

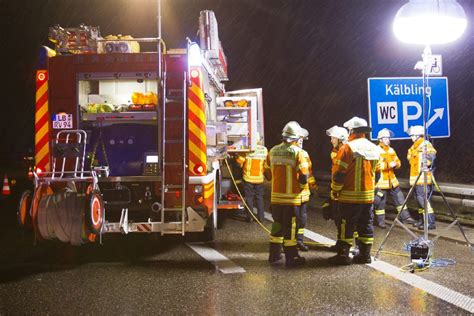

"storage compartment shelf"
[216, 107, 250, 110]
[82, 111, 157, 124]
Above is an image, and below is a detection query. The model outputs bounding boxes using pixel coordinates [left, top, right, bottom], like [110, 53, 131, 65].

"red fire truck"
[18, 11, 264, 245]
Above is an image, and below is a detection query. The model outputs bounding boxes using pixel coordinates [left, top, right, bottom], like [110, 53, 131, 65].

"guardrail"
[314, 172, 474, 209]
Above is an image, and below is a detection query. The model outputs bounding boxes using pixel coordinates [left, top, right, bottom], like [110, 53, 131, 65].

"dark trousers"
[243, 181, 265, 220]
[414, 185, 433, 211]
[374, 186, 405, 211]
[414, 185, 435, 224]
[270, 204, 297, 248]
[295, 202, 307, 242]
[337, 202, 374, 246]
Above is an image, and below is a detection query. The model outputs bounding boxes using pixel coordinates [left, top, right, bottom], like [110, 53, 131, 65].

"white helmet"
[377, 128, 394, 139]
[282, 121, 309, 141]
[407, 125, 424, 136]
[326, 125, 348, 141]
[343, 116, 372, 133]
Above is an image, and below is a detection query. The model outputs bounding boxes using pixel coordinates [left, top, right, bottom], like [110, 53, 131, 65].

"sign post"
[368, 77, 449, 140]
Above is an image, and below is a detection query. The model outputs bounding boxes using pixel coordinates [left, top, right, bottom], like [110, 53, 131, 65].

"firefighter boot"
[417, 213, 436, 230]
[399, 209, 416, 225]
[328, 242, 352, 266]
[285, 246, 306, 268]
[352, 243, 372, 264]
[375, 214, 387, 229]
[296, 234, 309, 252]
[350, 238, 360, 257]
[418, 213, 436, 230]
[268, 243, 283, 264]
[413, 209, 423, 227]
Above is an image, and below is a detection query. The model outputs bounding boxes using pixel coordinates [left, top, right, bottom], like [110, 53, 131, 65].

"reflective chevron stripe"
[188, 67, 206, 176]
[35, 70, 50, 171]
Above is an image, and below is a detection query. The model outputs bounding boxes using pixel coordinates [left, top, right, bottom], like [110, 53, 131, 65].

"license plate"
[52, 113, 73, 129]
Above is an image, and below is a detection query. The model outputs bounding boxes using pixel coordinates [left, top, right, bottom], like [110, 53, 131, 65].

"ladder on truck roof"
[161, 70, 187, 235]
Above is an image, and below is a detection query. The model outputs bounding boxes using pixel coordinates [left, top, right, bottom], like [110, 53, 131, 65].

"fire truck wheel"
[86, 191, 104, 235]
[17, 190, 33, 230]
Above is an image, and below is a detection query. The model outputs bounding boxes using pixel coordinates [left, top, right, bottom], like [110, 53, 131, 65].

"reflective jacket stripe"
[408, 138, 436, 186]
[376, 144, 401, 189]
[237, 145, 268, 184]
[267, 143, 309, 206]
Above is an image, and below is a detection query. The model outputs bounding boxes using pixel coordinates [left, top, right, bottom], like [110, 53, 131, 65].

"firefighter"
[329, 117, 382, 265]
[322, 125, 349, 252]
[235, 136, 268, 222]
[373, 128, 415, 228]
[407, 125, 437, 230]
[266, 121, 309, 267]
[295, 132, 317, 252]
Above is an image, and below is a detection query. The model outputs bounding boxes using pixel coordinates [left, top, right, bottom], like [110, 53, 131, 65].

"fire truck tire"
[17, 190, 33, 230]
[86, 191, 104, 235]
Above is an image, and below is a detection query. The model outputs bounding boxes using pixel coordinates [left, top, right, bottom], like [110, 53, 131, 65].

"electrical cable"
[224, 158, 270, 234]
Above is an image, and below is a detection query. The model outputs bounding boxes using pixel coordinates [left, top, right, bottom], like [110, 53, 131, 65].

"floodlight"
[393, 0, 467, 45]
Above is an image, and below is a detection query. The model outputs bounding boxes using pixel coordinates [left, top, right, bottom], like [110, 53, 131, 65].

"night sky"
[1, 0, 473, 183]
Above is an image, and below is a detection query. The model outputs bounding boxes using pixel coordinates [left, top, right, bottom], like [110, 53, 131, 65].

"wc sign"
[367, 77, 450, 140]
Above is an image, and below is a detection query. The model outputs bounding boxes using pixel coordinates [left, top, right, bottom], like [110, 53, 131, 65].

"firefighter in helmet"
[326, 125, 349, 163]
[265, 121, 309, 267]
[322, 125, 351, 252]
[407, 125, 437, 230]
[235, 135, 268, 222]
[329, 117, 382, 265]
[373, 128, 415, 228]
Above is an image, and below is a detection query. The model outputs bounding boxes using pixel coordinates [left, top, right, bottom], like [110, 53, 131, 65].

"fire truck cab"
[19, 11, 264, 245]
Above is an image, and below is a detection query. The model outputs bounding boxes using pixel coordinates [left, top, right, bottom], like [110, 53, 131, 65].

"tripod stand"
[375, 169, 473, 261]
[375, 46, 473, 261]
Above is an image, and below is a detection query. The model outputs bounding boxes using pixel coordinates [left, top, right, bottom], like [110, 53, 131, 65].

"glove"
[389, 161, 397, 168]
[322, 199, 332, 220]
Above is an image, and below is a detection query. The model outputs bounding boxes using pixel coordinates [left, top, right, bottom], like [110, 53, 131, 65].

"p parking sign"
[368, 77, 449, 140]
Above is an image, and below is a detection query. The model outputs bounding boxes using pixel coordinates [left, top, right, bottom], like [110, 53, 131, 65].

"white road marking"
[369, 259, 474, 313]
[186, 242, 246, 274]
[264, 211, 474, 313]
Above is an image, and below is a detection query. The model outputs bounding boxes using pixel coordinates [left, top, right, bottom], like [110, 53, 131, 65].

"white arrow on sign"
[427, 108, 444, 128]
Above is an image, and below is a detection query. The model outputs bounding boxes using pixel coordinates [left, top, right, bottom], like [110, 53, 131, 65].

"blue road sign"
[367, 77, 449, 140]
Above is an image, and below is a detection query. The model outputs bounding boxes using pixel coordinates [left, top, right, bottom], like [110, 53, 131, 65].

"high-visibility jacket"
[331, 133, 379, 204]
[407, 138, 436, 186]
[235, 145, 268, 184]
[266, 142, 309, 205]
[330, 145, 342, 174]
[301, 150, 317, 203]
[376, 143, 401, 189]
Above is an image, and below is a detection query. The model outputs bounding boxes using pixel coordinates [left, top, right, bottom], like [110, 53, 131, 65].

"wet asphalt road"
[0, 197, 473, 315]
